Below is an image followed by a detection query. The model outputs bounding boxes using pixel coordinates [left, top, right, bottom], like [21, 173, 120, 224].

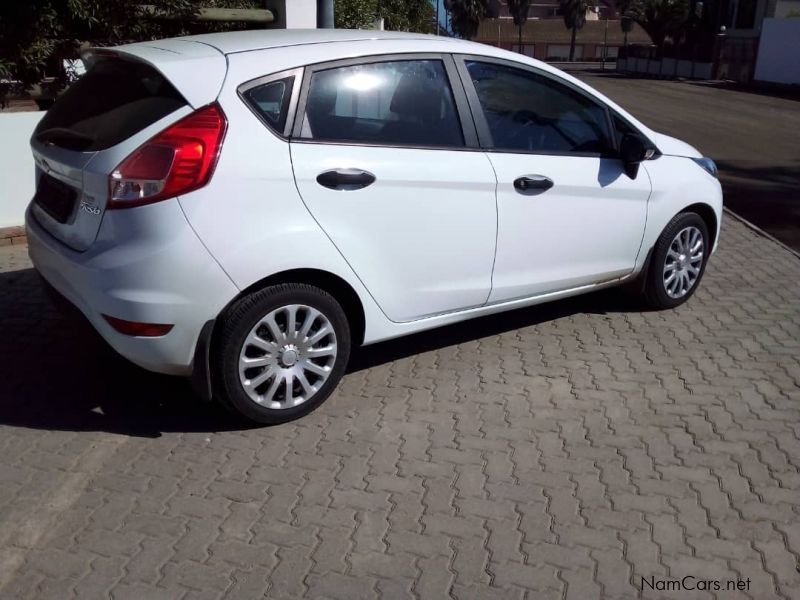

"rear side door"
[455, 57, 651, 303]
[289, 55, 498, 322]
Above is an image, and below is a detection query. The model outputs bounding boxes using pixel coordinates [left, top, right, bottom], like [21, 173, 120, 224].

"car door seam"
[484, 153, 501, 307]
[176, 197, 241, 292]
[287, 142, 396, 323]
[635, 162, 656, 270]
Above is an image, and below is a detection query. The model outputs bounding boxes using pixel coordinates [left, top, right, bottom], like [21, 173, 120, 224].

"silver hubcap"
[663, 226, 704, 299]
[238, 304, 337, 409]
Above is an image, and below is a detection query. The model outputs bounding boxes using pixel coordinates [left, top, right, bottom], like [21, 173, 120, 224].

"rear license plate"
[34, 173, 77, 224]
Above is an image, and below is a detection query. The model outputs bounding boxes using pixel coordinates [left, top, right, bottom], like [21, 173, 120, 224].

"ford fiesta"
[26, 30, 722, 424]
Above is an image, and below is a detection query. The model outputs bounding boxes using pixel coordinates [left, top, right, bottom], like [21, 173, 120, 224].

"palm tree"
[506, 0, 531, 53]
[616, 0, 635, 59]
[559, 0, 589, 61]
[444, 0, 490, 40]
[629, 0, 689, 50]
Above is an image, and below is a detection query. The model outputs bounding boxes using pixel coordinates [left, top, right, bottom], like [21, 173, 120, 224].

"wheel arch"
[227, 268, 366, 348]
[192, 268, 367, 403]
[681, 202, 718, 248]
[634, 202, 718, 295]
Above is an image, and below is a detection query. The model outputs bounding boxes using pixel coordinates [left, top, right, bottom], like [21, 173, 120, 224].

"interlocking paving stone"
[0, 215, 798, 599]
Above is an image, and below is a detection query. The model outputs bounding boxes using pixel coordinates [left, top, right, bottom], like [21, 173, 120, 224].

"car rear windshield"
[34, 56, 187, 151]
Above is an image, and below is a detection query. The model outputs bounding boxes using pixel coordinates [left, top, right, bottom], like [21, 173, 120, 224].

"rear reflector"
[103, 315, 174, 337]
[108, 103, 226, 209]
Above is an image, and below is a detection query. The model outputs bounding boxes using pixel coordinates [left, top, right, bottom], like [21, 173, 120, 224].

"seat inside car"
[303, 64, 463, 147]
[380, 71, 462, 147]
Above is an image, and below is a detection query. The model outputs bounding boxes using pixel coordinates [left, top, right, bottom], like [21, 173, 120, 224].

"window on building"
[512, 44, 537, 58]
[594, 46, 619, 59]
[546, 44, 584, 61]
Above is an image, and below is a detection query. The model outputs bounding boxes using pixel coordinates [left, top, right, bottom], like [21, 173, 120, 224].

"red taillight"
[108, 103, 227, 209]
[103, 315, 174, 337]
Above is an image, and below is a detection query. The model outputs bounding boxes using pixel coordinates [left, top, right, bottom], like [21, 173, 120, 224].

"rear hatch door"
[30, 42, 225, 251]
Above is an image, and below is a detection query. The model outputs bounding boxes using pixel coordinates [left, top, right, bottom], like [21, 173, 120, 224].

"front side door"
[290, 56, 498, 322]
[456, 58, 651, 303]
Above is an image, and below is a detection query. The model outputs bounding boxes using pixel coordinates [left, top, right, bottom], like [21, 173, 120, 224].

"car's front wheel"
[212, 283, 350, 424]
[644, 212, 710, 309]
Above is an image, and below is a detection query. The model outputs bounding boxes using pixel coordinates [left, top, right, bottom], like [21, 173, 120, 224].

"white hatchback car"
[26, 30, 722, 423]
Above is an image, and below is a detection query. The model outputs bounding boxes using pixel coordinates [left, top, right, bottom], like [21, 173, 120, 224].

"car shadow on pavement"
[0, 267, 645, 437]
[0, 268, 248, 438]
[347, 286, 646, 373]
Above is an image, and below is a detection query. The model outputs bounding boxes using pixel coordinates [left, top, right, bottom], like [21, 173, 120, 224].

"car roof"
[173, 29, 460, 55]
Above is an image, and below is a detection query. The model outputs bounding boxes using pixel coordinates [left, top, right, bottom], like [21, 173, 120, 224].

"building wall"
[493, 0, 561, 19]
[270, 0, 318, 28]
[489, 41, 624, 62]
[753, 18, 800, 83]
[493, 0, 617, 19]
[476, 18, 651, 61]
[0, 112, 43, 228]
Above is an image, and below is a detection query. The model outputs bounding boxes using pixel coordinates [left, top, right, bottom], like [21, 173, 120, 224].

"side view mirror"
[619, 133, 650, 179]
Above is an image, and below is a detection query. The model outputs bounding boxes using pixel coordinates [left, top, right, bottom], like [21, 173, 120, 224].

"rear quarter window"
[240, 75, 296, 136]
[34, 57, 187, 151]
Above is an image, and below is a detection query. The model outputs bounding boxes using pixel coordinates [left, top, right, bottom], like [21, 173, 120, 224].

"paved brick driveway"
[1, 215, 799, 600]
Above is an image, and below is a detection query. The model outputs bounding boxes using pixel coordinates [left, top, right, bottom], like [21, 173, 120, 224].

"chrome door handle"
[514, 175, 554, 193]
[316, 168, 376, 190]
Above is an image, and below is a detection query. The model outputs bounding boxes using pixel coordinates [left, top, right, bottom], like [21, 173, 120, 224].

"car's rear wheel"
[213, 283, 350, 424]
[644, 212, 709, 309]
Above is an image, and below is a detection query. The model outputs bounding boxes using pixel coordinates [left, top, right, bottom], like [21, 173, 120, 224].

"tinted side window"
[466, 61, 613, 155]
[300, 60, 464, 148]
[613, 114, 638, 138]
[35, 57, 186, 151]
[242, 75, 295, 135]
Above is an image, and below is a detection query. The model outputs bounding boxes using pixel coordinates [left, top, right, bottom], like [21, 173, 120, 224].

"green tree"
[0, 0, 259, 103]
[444, 0, 490, 40]
[628, 0, 688, 48]
[335, 0, 379, 28]
[559, 0, 588, 61]
[382, 0, 436, 31]
[335, 0, 435, 32]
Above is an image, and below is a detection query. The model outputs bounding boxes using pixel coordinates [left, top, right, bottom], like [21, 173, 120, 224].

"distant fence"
[619, 37, 717, 62]
[618, 35, 758, 82]
[617, 44, 714, 79]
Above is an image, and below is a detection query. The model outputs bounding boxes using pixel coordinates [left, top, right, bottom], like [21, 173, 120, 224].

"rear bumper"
[25, 201, 239, 376]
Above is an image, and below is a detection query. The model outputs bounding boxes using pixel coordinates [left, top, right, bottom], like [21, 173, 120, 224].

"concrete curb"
[722, 207, 800, 260]
[0, 226, 26, 247]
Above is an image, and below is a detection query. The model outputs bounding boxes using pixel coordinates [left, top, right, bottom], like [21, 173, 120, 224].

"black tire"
[644, 211, 710, 309]
[212, 283, 350, 424]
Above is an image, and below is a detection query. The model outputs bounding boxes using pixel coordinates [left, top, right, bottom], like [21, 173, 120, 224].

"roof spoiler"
[82, 41, 227, 108]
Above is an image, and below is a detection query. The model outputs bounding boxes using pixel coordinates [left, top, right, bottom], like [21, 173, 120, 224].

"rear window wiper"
[36, 127, 95, 150]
